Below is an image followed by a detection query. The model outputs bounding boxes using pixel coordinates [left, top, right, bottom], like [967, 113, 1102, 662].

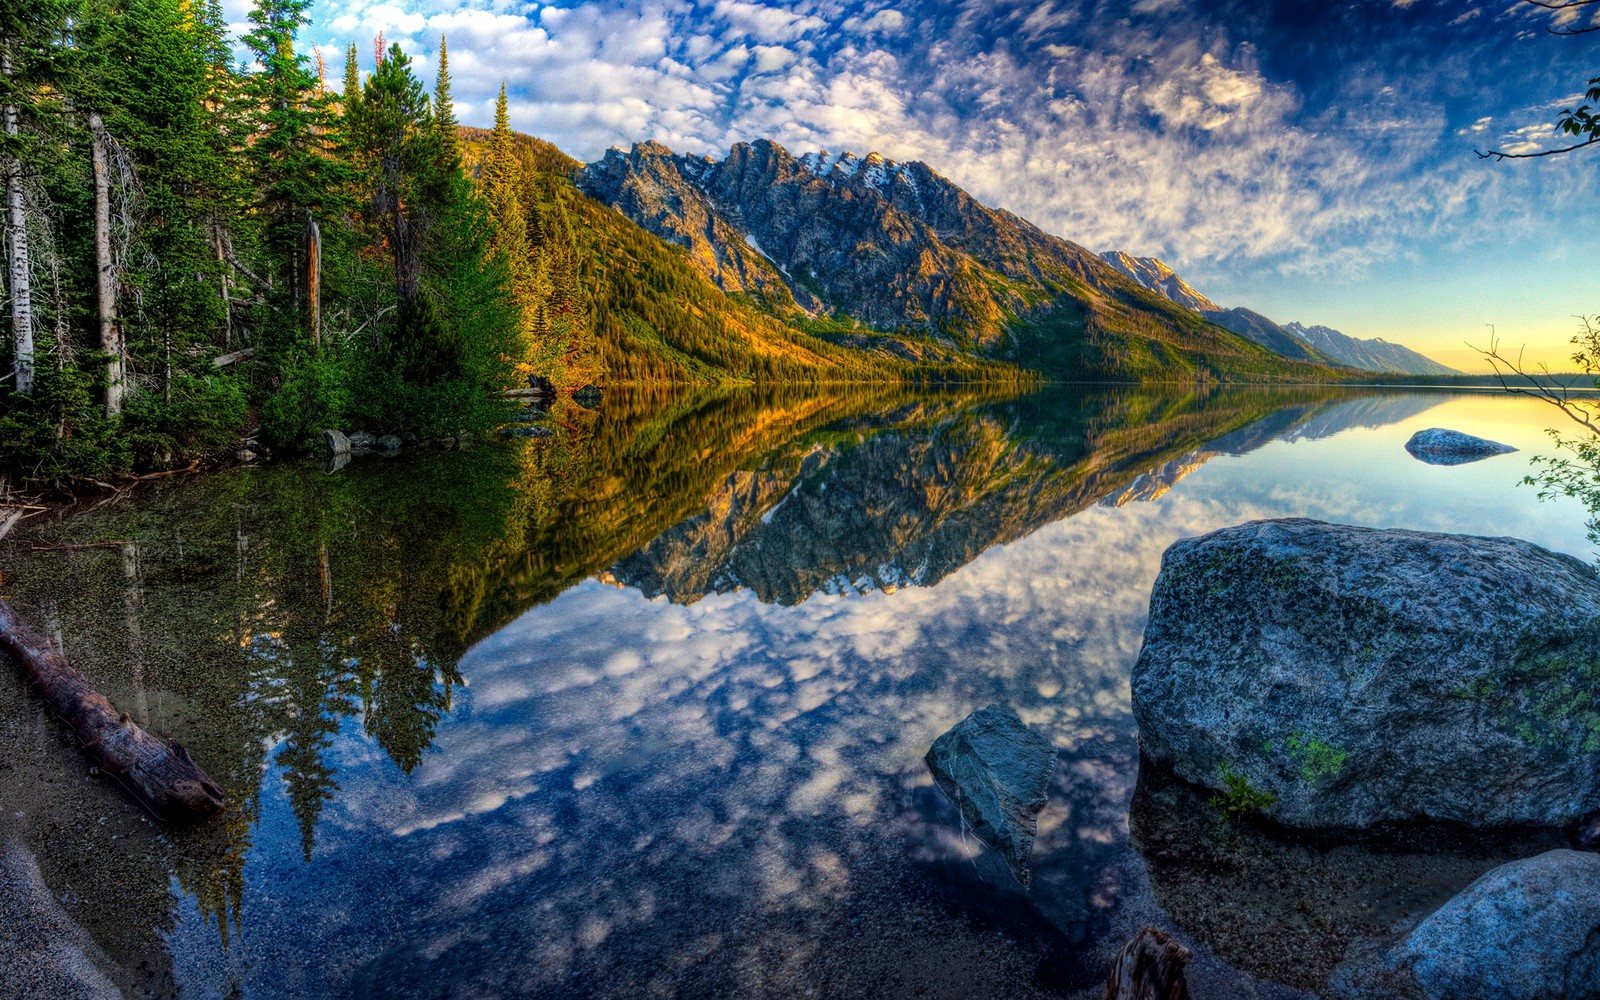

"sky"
[252, 0, 1600, 372]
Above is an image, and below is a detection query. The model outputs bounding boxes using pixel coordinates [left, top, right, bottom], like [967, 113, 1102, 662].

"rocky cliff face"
[1100, 252, 1221, 312]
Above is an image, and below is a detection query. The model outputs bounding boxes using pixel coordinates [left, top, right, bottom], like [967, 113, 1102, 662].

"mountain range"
[574, 139, 1356, 382]
[1098, 252, 1458, 376]
[478, 131, 1455, 383]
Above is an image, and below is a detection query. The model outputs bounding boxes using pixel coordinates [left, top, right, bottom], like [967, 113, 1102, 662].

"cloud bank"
[294, 0, 1599, 287]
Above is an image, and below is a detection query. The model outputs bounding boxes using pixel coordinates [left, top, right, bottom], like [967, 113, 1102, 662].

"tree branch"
[1471, 329, 1600, 437]
[1477, 136, 1600, 160]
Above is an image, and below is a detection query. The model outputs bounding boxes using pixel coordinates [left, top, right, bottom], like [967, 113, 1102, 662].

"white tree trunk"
[89, 112, 123, 415]
[3, 44, 35, 396]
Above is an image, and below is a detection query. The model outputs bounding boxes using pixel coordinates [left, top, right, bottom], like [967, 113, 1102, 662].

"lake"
[0, 385, 1587, 1000]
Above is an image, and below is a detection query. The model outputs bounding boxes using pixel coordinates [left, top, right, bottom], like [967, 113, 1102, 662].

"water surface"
[0, 386, 1586, 999]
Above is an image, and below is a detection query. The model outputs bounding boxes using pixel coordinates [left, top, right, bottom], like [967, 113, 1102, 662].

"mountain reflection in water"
[0, 386, 1580, 1000]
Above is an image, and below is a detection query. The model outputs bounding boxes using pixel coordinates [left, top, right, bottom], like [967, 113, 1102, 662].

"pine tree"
[431, 35, 456, 164]
[340, 42, 360, 117]
[241, 0, 348, 341]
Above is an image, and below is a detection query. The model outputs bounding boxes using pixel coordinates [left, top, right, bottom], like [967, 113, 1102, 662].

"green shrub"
[122, 374, 249, 464]
[261, 352, 350, 448]
[1209, 762, 1278, 816]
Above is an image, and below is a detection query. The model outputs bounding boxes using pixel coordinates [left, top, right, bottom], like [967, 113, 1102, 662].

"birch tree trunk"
[89, 112, 124, 415]
[3, 44, 35, 396]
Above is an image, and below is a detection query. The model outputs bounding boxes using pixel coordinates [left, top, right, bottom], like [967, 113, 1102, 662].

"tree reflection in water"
[0, 384, 1455, 997]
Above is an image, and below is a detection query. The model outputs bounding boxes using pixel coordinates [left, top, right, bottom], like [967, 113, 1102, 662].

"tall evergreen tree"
[240, 0, 347, 338]
[431, 35, 456, 164]
[483, 84, 536, 345]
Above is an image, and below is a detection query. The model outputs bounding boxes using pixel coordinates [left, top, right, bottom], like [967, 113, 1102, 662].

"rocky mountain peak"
[1098, 251, 1221, 313]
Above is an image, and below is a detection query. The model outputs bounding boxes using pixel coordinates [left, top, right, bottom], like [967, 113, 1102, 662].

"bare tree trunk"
[122, 541, 149, 728]
[89, 112, 124, 415]
[304, 210, 321, 350]
[1103, 926, 1191, 1000]
[3, 44, 35, 396]
[0, 598, 225, 820]
[215, 223, 231, 350]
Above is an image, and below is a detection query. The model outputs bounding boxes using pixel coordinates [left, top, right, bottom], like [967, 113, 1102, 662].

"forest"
[0, 0, 568, 485]
[2, 0, 999, 490]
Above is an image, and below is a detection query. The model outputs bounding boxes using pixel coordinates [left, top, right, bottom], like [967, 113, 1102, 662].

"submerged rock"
[1404, 427, 1517, 465]
[572, 384, 603, 409]
[502, 425, 554, 439]
[1580, 812, 1600, 850]
[1328, 849, 1600, 1000]
[375, 434, 403, 452]
[1132, 518, 1600, 829]
[924, 705, 1057, 887]
[1130, 761, 1565, 992]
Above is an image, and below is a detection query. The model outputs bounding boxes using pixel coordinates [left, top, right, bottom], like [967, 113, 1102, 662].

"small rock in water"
[401, 432, 418, 446]
[924, 705, 1057, 887]
[323, 428, 351, 456]
[1328, 849, 1600, 1000]
[348, 431, 376, 452]
[512, 407, 546, 423]
[236, 449, 257, 462]
[572, 384, 603, 409]
[1404, 427, 1517, 466]
[375, 434, 403, 452]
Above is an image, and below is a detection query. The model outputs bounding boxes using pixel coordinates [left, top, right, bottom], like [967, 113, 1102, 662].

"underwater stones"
[924, 705, 1057, 887]
[1132, 518, 1600, 829]
[1328, 849, 1600, 1000]
[375, 434, 403, 452]
[323, 428, 351, 456]
[572, 384, 603, 409]
[502, 425, 554, 439]
[1404, 427, 1517, 466]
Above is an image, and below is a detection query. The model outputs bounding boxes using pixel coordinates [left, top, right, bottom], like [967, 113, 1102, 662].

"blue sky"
[258, 0, 1599, 370]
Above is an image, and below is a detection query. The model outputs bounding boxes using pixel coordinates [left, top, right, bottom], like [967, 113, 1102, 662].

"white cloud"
[294, 0, 1598, 280]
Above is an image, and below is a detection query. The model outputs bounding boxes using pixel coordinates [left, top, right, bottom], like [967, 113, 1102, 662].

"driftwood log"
[0, 598, 223, 821]
[1104, 926, 1192, 1000]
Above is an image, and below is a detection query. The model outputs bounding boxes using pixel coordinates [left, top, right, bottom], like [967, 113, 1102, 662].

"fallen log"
[1103, 926, 1192, 1000]
[0, 598, 224, 821]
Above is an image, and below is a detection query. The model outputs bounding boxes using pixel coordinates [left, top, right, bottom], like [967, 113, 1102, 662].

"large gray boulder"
[1132, 518, 1600, 829]
[1405, 427, 1517, 465]
[925, 705, 1057, 887]
[1328, 849, 1600, 1000]
[323, 428, 351, 456]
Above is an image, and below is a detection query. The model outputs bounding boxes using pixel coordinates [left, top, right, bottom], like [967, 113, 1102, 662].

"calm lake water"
[0, 386, 1588, 999]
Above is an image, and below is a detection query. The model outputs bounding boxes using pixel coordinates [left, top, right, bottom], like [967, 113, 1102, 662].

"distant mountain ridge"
[577, 139, 1344, 382]
[1098, 250, 1458, 376]
[1283, 322, 1459, 377]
